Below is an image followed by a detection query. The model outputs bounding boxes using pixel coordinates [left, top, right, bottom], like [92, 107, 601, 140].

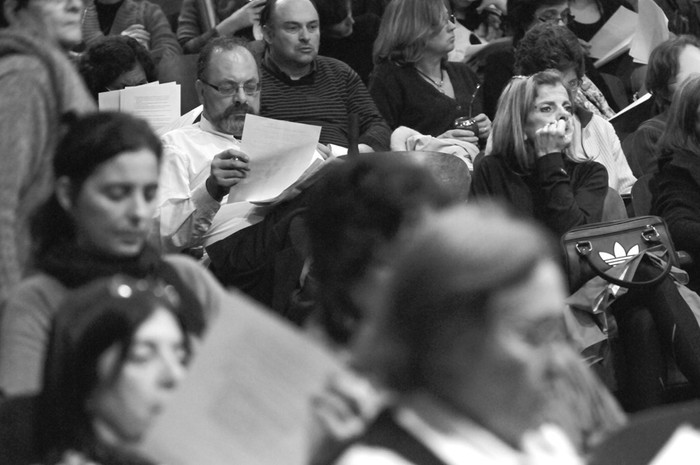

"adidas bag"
[561, 216, 677, 293]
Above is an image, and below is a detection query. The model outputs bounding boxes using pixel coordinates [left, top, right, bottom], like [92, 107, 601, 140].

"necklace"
[415, 67, 445, 93]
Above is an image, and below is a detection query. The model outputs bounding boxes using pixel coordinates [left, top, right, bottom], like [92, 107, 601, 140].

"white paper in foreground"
[139, 289, 345, 465]
[629, 0, 670, 65]
[229, 114, 322, 203]
[589, 7, 638, 65]
[650, 424, 700, 465]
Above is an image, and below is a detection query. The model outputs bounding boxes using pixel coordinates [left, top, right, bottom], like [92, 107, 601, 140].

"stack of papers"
[98, 81, 181, 133]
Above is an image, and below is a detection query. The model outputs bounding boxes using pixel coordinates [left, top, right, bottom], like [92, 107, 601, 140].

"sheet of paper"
[201, 201, 268, 246]
[609, 92, 652, 123]
[630, 0, 670, 65]
[229, 114, 322, 203]
[589, 7, 638, 65]
[139, 289, 346, 465]
[119, 82, 181, 132]
[97, 89, 121, 111]
[650, 424, 700, 465]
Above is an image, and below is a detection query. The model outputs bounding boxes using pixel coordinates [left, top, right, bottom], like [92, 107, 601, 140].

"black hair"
[515, 22, 585, 79]
[646, 35, 700, 112]
[507, 0, 567, 46]
[31, 112, 162, 259]
[78, 36, 157, 100]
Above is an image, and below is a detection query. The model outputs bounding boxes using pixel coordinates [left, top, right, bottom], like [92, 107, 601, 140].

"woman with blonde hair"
[370, 0, 491, 146]
[470, 70, 608, 237]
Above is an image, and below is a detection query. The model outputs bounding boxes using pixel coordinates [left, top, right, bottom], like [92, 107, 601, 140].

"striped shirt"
[260, 54, 391, 151]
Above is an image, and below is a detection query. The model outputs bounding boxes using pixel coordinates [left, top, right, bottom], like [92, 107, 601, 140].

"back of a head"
[314, 0, 350, 30]
[658, 74, 700, 157]
[38, 275, 190, 458]
[355, 201, 556, 393]
[78, 36, 157, 99]
[305, 153, 457, 343]
[514, 22, 585, 78]
[646, 35, 700, 112]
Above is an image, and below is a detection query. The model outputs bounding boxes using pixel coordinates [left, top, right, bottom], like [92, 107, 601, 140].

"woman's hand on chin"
[534, 119, 572, 157]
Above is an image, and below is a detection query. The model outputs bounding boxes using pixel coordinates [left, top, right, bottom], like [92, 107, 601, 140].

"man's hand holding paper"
[206, 149, 250, 201]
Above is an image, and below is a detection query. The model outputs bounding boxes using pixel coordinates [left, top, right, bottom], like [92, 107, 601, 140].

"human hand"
[317, 143, 333, 159]
[477, 0, 507, 15]
[121, 24, 150, 50]
[472, 113, 492, 140]
[534, 119, 573, 157]
[439, 128, 479, 145]
[206, 149, 250, 200]
[217, 0, 266, 36]
[578, 38, 591, 56]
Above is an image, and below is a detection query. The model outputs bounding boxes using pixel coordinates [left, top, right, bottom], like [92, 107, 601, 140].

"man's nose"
[233, 85, 247, 103]
[299, 26, 310, 41]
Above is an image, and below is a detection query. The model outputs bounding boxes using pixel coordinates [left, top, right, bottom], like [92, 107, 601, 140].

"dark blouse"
[369, 61, 483, 137]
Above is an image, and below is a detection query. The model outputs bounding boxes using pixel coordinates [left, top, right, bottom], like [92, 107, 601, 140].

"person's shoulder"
[316, 55, 359, 77]
[3, 273, 66, 317]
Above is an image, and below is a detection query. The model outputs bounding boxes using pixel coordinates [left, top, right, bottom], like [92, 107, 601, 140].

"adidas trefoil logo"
[599, 242, 640, 266]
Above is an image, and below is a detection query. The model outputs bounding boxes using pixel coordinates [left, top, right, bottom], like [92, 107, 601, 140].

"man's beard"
[215, 102, 256, 137]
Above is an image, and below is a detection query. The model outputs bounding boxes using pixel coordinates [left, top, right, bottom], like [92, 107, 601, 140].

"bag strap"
[575, 243, 673, 289]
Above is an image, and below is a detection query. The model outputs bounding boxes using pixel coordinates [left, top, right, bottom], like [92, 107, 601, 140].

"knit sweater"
[81, 0, 181, 63]
[0, 28, 95, 304]
[470, 152, 608, 237]
[260, 54, 391, 151]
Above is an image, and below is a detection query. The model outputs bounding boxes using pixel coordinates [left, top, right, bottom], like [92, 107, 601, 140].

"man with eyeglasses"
[155, 37, 261, 254]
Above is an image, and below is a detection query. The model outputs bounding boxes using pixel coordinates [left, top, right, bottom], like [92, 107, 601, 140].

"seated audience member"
[515, 23, 635, 195]
[0, 112, 225, 397]
[259, 0, 391, 152]
[316, 0, 379, 84]
[470, 71, 608, 237]
[304, 153, 459, 463]
[177, 0, 265, 55]
[450, 0, 505, 45]
[78, 35, 158, 99]
[476, 0, 616, 119]
[370, 0, 491, 151]
[0, 0, 95, 302]
[623, 35, 700, 177]
[0, 275, 198, 464]
[653, 75, 700, 294]
[331, 203, 618, 464]
[80, 0, 181, 64]
[155, 37, 255, 253]
[568, 0, 634, 43]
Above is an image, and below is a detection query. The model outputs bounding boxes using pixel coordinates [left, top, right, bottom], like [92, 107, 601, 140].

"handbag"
[561, 216, 678, 292]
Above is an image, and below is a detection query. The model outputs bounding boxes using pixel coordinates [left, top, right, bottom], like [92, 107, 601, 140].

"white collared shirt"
[153, 116, 265, 253]
[335, 393, 583, 465]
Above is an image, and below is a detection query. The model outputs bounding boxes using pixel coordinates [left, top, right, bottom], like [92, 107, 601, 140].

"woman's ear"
[55, 176, 74, 212]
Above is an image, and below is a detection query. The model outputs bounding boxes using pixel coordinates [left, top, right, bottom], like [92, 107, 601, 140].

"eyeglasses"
[537, 9, 574, 25]
[199, 78, 261, 96]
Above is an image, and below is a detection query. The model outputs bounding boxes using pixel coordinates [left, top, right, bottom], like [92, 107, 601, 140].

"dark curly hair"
[507, 0, 568, 46]
[514, 22, 585, 79]
[78, 36, 157, 99]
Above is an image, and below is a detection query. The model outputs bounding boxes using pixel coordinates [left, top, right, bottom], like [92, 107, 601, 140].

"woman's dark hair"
[78, 36, 157, 99]
[657, 75, 700, 159]
[515, 22, 585, 79]
[31, 112, 162, 259]
[507, 0, 567, 46]
[315, 0, 351, 28]
[305, 153, 457, 344]
[37, 275, 192, 463]
[646, 35, 700, 112]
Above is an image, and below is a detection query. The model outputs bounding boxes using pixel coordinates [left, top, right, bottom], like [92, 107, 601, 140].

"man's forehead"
[272, 0, 318, 23]
[207, 48, 258, 77]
